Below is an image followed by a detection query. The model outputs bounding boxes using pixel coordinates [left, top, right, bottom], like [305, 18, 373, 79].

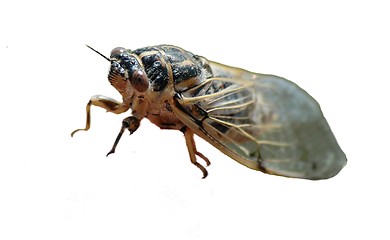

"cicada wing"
[173, 62, 347, 180]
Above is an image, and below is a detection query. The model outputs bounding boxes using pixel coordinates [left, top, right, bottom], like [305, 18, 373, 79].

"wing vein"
[207, 99, 255, 113]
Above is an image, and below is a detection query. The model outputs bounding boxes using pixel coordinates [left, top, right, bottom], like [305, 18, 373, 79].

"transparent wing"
[173, 61, 346, 180]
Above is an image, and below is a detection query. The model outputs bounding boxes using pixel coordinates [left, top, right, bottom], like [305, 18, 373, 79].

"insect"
[72, 44, 347, 180]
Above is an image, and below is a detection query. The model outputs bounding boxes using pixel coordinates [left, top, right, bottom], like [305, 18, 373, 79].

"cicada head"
[108, 47, 149, 94]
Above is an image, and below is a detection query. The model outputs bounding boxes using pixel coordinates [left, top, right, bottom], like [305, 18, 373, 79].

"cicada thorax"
[132, 45, 213, 93]
[126, 45, 213, 130]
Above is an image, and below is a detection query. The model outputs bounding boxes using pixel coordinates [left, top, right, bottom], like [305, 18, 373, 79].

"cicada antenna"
[85, 44, 110, 62]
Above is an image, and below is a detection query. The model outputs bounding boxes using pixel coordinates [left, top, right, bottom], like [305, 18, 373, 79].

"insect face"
[108, 47, 149, 94]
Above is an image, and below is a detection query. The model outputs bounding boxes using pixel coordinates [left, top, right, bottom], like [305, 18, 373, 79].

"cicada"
[72, 44, 347, 180]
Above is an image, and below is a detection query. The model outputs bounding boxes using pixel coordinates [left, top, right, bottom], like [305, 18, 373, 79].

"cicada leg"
[106, 116, 140, 156]
[71, 95, 130, 136]
[182, 127, 211, 179]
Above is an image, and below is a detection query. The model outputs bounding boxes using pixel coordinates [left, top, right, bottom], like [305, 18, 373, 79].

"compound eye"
[130, 70, 149, 92]
[110, 47, 126, 57]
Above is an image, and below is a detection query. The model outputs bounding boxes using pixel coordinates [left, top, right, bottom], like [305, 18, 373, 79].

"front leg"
[106, 116, 140, 156]
[71, 95, 130, 136]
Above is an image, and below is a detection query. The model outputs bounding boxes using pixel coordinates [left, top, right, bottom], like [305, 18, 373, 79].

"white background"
[1, 0, 389, 239]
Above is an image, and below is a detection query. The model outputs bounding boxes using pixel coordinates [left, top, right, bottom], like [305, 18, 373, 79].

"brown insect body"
[72, 45, 347, 180]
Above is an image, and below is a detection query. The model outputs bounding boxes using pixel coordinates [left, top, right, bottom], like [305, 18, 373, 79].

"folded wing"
[173, 61, 346, 179]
